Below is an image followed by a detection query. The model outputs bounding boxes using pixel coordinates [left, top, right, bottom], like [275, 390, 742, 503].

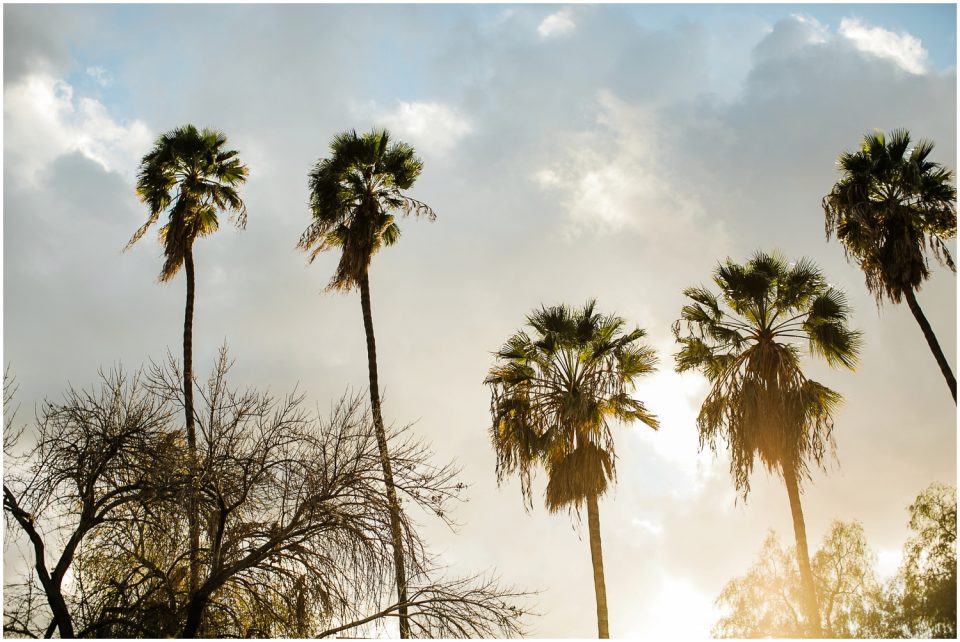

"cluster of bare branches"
[3, 349, 532, 638]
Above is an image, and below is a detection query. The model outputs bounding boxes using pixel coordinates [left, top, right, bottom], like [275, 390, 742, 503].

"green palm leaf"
[127, 124, 248, 282]
[298, 128, 435, 291]
[486, 300, 659, 512]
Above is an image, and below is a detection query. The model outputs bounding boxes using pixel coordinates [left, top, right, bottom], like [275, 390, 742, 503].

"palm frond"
[129, 124, 248, 280]
[823, 129, 957, 304]
[300, 129, 434, 289]
[675, 252, 859, 498]
[486, 301, 659, 513]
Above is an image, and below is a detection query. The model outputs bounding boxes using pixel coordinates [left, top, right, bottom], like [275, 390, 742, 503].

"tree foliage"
[713, 530, 808, 638]
[297, 128, 435, 291]
[127, 124, 248, 281]
[877, 483, 957, 639]
[714, 484, 957, 639]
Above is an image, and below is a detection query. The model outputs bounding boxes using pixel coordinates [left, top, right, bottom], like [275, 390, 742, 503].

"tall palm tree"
[298, 129, 434, 639]
[127, 124, 248, 603]
[674, 252, 862, 638]
[823, 129, 957, 402]
[485, 300, 659, 638]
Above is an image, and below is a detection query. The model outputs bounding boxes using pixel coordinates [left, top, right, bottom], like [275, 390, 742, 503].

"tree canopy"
[714, 484, 957, 639]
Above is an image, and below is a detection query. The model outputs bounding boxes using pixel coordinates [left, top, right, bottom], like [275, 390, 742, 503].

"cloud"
[754, 15, 930, 76]
[839, 17, 929, 74]
[86, 65, 112, 86]
[753, 14, 829, 61]
[3, 4, 75, 83]
[532, 90, 721, 250]
[538, 8, 575, 39]
[356, 100, 472, 158]
[4, 72, 152, 185]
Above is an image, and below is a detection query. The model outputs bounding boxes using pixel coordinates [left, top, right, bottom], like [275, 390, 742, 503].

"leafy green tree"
[674, 251, 862, 636]
[823, 129, 957, 402]
[127, 124, 248, 597]
[485, 300, 659, 638]
[298, 129, 435, 638]
[714, 522, 881, 638]
[714, 531, 805, 638]
[716, 486, 957, 640]
[879, 483, 957, 638]
[814, 521, 881, 637]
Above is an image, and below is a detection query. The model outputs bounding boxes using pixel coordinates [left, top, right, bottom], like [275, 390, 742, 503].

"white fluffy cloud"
[840, 17, 929, 74]
[359, 100, 472, 158]
[4, 72, 152, 185]
[533, 91, 717, 246]
[538, 8, 575, 39]
[791, 13, 829, 44]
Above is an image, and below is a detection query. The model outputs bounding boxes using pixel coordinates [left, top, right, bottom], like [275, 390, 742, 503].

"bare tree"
[3, 368, 178, 638]
[4, 351, 533, 638]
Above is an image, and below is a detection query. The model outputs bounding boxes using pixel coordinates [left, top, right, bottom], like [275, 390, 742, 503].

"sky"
[2, 2, 957, 638]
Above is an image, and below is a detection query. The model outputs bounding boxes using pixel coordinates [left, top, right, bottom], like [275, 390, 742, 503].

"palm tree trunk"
[782, 458, 822, 637]
[359, 269, 410, 639]
[586, 492, 610, 639]
[183, 248, 201, 608]
[904, 288, 956, 403]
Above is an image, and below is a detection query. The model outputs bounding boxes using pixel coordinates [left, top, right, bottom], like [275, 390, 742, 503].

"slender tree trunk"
[4, 486, 75, 637]
[904, 288, 956, 403]
[183, 248, 201, 617]
[782, 458, 822, 637]
[359, 269, 410, 638]
[586, 492, 610, 639]
[181, 588, 210, 638]
[43, 583, 74, 638]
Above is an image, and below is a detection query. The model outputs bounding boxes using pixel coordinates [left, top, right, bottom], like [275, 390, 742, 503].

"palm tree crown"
[297, 128, 435, 290]
[128, 124, 248, 278]
[675, 251, 861, 637]
[486, 299, 659, 512]
[822, 128, 956, 305]
[673, 251, 862, 494]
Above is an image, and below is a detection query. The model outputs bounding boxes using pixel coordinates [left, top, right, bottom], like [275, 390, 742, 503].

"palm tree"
[127, 124, 248, 602]
[485, 300, 659, 638]
[297, 128, 434, 639]
[674, 251, 862, 637]
[823, 129, 957, 402]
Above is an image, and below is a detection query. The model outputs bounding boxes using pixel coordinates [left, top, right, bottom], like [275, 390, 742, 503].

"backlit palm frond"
[802, 290, 863, 369]
[674, 252, 859, 497]
[485, 301, 659, 514]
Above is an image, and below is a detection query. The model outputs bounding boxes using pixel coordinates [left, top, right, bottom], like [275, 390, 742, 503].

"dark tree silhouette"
[3, 354, 531, 638]
[823, 129, 957, 402]
[298, 128, 435, 638]
[127, 124, 248, 595]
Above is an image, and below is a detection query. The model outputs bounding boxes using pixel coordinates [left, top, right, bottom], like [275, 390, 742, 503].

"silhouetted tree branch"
[3, 351, 533, 638]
